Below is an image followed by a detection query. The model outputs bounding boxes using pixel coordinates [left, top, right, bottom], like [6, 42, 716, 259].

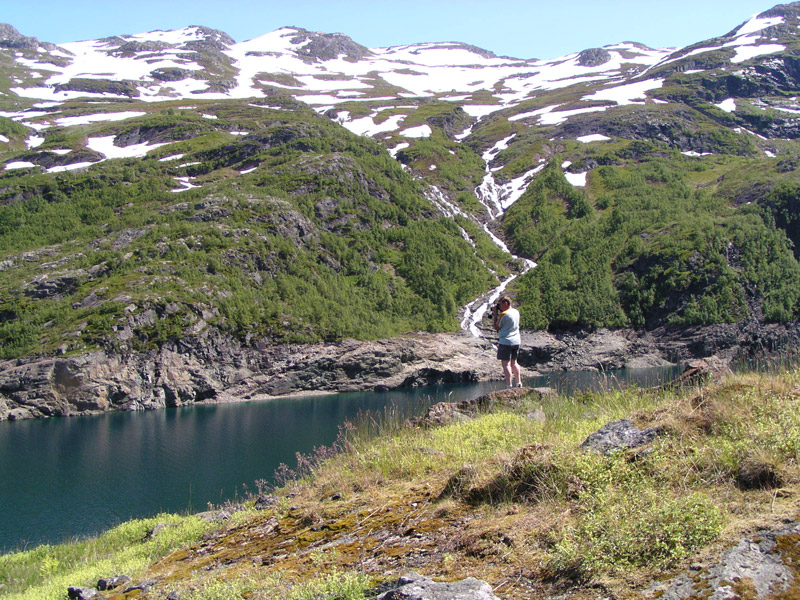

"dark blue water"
[0, 367, 678, 553]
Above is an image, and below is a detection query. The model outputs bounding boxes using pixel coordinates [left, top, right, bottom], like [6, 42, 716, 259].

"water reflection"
[0, 366, 678, 552]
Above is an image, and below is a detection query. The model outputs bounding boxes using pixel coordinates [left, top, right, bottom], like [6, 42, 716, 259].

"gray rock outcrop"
[4, 318, 796, 421]
[0, 331, 504, 420]
[97, 575, 131, 591]
[577, 47, 612, 67]
[407, 387, 542, 427]
[0, 23, 42, 50]
[288, 28, 372, 61]
[581, 419, 663, 455]
[66, 587, 99, 600]
[649, 523, 800, 600]
[375, 572, 500, 600]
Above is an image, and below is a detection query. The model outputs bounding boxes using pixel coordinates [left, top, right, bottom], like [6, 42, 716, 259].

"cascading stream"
[459, 133, 538, 338]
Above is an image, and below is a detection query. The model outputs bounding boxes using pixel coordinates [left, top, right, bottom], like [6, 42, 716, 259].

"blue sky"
[4, 0, 782, 59]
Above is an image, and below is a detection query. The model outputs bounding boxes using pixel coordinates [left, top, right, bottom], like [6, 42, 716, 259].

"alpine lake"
[0, 367, 680, 553]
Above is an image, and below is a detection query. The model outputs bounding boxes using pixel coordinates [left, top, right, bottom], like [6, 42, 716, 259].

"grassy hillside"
[4, 367, 800, 599]
[0, 103, 510, 359]
[502, 146, 800, 330]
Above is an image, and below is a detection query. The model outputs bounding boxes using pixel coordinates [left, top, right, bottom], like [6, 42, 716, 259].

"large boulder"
[581, 419, 663, 455]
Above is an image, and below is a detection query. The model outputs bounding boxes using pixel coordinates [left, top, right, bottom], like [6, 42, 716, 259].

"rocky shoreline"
[2, 320, 799, 421]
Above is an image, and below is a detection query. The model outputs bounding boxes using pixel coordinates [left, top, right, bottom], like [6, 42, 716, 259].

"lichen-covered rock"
[376, 572, 500, 600]
[66, 587, 99, 600]
[577, 47, 612, 67]
[97, 575, 130, 591]
[581, 419, 663, 455]
[647, 523, 800, 600]
[407, 387, 532, 427]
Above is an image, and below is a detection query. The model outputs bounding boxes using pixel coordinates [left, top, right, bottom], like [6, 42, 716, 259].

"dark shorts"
[497, 343, 519, 362]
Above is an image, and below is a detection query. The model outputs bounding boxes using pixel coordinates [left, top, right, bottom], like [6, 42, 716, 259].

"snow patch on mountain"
[55, 111, 147, 127]
[539, 106, 608, 125]
[650, 12, 786, 72]
[86, 136, 169, 159]
[388, 142, 409, 158]
[582, 78, 664, 104]
[716, 98, 737, 112]
[171, 176, 201, 192]
[35, 39, 203, 87]
[47, 162, 95, 173]
[734, 14, 785, 36]
[5, 161, 35, 170]
[340, 113, 406, 136]
[730, 43, 785, 63]
[461, 105, 506, 118]
[399, 124, 432, 138]
[565, 171, 588, 187]
[7, 25, 674, 117]
[577, 134, 611, 143]
[124, 26, 212, 45]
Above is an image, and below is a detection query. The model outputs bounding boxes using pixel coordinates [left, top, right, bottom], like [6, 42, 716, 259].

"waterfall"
[459, 133, 540, 338]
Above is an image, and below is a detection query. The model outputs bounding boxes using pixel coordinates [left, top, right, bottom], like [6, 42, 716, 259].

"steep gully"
[423, 131, 538, 338]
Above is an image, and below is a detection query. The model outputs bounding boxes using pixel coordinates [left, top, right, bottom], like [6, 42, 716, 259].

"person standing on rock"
[493, 295, 522, 388]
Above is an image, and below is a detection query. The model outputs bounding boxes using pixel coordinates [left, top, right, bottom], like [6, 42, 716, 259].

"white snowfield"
[582, 78, 664, 105]
[55, 111, 147, 127]
[86, 136, 169, 159]
[647, 13, 786, 73]
[9, 25, 673, 117]
[716, 98, 737, 113]
[7, 16, 785, 142]
[576, 134, 611, 143]
[0, 11, 788, 180]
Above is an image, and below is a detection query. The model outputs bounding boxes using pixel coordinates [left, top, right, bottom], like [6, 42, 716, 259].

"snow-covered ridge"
[7, 1, 798, 116]
[646, 10, 789, 73]
[8, 23, 674, 113]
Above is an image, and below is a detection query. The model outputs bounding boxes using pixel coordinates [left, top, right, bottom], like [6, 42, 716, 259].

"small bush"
[549, 490, 724, 578]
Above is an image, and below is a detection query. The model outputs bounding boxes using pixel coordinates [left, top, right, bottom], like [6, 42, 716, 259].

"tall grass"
[0, 513, 218, 600]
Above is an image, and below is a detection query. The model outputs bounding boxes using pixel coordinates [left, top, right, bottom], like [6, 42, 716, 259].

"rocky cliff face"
[0, 330, 499, 420]
[4, 318, 797, 421]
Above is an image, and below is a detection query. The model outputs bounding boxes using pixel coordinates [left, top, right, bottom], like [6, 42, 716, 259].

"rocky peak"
[100, 26, 235, 54]
[441, 42, 500, 60]
[183, 26, 236, 51]
[577, 47, 612, 67]
[107, 40, 172, 57]
[759, 1, 800, 21]
[288, 28, 372, 61]
[719, 2, 800, 40]
[0, 23, 40, 50]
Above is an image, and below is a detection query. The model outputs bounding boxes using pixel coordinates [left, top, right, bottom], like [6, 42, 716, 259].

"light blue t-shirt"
[497, 307, 521, 346]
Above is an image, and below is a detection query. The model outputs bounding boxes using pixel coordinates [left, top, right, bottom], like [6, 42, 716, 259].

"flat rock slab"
[647, 523, 800, 600]
[376, 572, 500, 600]
[407, 386, 544, 427]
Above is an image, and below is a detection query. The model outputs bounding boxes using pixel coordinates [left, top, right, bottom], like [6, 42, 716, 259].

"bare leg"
[510, 359, 522, 387]
[501, 359, 512, 387]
